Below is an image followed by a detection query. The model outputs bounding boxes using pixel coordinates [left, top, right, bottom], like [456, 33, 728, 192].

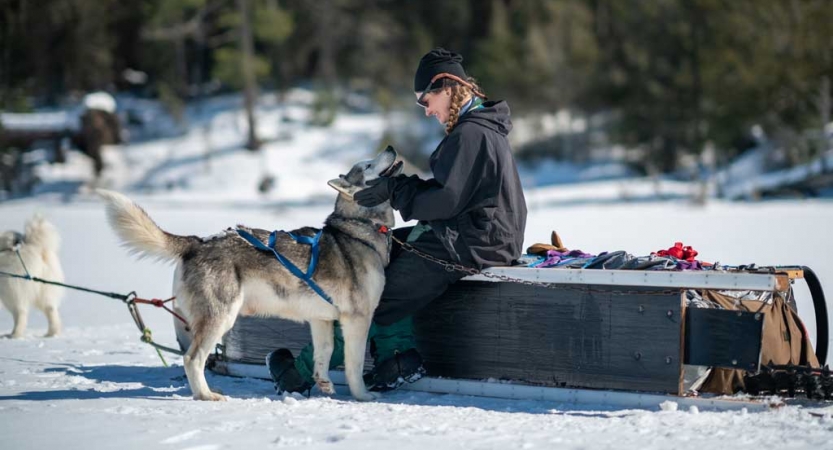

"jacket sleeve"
[390, 130, 489, 222]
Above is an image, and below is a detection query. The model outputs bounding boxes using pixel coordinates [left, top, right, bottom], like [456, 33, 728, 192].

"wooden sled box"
[201, 266, 827, 397]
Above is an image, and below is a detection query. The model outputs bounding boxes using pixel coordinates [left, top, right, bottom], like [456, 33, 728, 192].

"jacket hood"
[456, 100, 512, 136]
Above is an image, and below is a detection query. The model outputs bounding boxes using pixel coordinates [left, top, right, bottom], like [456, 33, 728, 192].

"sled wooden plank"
[219, 316, 378, 367]
[222, 316, 310, 364]
[684, 308, 763, 371]
[775, 268, 804, 279]
[465, 267, 780, 291]
[414, 281, 683, 394]
[412, 281, 500, 375]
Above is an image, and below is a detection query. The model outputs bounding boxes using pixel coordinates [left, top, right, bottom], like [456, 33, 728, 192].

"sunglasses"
[416, 84, 443, 108]
[415, 73, 485, 109]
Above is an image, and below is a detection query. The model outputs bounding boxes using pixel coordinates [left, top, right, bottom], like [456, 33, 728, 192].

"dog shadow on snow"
[0, 362, 634, 416]
[0, 363, 274, 402]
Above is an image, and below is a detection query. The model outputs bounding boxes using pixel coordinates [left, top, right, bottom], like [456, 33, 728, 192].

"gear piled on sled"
[684, 286, 823, 397]
[179, 231, 829, 407]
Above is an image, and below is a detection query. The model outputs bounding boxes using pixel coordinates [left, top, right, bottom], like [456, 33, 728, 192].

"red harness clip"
[377, 225, 390, 234]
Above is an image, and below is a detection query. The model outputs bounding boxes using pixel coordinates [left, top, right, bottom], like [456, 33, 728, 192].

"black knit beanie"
[413, 47, 468, 92]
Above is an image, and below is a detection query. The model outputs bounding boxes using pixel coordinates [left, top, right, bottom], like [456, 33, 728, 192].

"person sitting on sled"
[269, 47, 528, 393]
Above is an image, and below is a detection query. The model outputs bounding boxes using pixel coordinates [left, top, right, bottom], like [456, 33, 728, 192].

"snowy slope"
[1, 95, 832, 449]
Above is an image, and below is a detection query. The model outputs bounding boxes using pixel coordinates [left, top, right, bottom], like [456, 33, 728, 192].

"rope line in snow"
[0, 247, 187, 364]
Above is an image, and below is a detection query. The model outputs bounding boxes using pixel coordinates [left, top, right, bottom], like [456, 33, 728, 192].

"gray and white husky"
[98, 147, 402, 401]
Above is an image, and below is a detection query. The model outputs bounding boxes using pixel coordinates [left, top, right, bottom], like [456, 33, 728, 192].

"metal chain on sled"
[743, 363, 833, 400]
[392, 236, 678, 297]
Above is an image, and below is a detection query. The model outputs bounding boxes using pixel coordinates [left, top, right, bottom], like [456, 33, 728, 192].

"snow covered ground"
[2, 95, 833, 449]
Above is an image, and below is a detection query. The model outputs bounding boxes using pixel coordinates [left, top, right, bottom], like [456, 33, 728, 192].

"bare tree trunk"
[193, 18, 214, 172]
[313, 0, 337, 86]
[174, 36, 188, 98]
[687, 0, 708, 205]
[238, 0, 260, 151]
[821, 76, 830, 135]
[820, 76, 831, 171]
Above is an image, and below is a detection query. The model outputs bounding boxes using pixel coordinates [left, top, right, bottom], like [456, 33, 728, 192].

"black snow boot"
[364, 348, 426, 392]
[266, 348, 312, 395]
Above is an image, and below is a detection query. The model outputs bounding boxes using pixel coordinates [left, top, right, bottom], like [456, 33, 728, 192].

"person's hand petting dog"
[355, 176, 397, 207]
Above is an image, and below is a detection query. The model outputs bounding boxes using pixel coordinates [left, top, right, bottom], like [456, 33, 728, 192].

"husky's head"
[327, 146, 403, 200]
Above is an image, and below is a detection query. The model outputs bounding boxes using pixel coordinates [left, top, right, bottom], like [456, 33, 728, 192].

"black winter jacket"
[390, 100, 527, 268]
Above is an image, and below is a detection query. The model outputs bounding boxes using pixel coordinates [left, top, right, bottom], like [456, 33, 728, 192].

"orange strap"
[428, 72, 486, 98]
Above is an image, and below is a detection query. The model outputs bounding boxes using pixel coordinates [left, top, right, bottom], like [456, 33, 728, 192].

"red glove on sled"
[653, 242, 698, 261]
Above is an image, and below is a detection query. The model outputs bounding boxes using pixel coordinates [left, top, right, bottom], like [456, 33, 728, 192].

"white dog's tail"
[97, 189, 196, 262]
[24, 214, 61, 251]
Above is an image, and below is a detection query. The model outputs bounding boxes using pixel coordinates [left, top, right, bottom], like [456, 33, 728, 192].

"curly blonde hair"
[445, 77, 486, 134]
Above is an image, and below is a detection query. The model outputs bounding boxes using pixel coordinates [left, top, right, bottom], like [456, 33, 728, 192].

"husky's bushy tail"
[97, 189, 196, 262]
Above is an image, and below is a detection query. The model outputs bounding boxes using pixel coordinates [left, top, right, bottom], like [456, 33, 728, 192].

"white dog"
[0, 215, 64, 338]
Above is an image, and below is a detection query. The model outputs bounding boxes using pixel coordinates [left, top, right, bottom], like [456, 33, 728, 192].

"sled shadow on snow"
[370, 388, 640, 417]
[0, 363, 641, 416]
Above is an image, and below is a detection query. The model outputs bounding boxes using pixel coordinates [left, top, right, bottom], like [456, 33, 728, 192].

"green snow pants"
[295, 317, 416, 384]
[293, 223, 471, 384]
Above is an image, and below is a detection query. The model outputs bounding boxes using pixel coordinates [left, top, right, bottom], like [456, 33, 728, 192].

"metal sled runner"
[178, 265, 829, 411]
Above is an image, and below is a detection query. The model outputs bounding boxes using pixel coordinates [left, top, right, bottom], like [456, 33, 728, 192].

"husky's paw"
[352, 391, 381, 402]
[316, 380, 336, 395]
[194, 391, 227, 401]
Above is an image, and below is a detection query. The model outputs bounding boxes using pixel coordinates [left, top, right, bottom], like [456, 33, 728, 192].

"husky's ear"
[327, 178, 359, 199]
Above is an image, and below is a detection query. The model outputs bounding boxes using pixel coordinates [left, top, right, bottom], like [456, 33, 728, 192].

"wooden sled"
[175, 265, 828, 411]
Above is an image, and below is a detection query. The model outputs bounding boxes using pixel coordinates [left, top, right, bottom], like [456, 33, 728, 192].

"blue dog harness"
[236, 228, 333, 304]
